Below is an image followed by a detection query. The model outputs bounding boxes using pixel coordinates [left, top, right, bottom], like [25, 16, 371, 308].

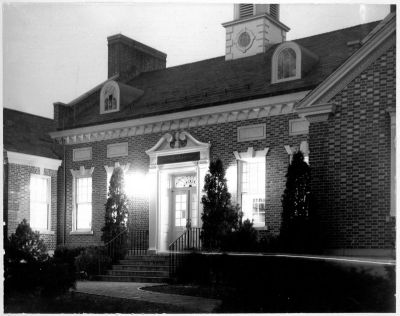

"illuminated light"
[124, 171, 150, 198]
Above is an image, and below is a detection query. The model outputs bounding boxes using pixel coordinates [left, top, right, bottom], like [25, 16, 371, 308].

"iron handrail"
[168, 227, 202, 277]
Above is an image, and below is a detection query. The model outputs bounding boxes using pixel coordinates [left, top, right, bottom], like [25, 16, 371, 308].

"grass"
[4, 291, 189, 314]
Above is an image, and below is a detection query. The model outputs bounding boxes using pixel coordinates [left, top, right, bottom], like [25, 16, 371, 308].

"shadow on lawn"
[167, 253, 395, 313]
[4, 291, 188, 314]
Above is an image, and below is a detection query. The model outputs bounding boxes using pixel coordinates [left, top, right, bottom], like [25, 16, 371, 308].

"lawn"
[4, 291, 188, 314]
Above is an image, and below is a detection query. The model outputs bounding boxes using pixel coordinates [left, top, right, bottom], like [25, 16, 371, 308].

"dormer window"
[278, 48, 296, 79]
[271, 42, 302, 84]
[100, 80, 120, 114]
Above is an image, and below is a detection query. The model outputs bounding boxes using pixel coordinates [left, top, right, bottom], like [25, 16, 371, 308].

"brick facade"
[59, 45, 395, 254]
[61, 113, 307, 247]
[5, 162, 58, 250]
[309, 46, 396, 252]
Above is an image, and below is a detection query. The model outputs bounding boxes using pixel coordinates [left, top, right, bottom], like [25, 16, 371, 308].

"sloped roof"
[4, 108, 60, 159]
[59, 21, 380, 130]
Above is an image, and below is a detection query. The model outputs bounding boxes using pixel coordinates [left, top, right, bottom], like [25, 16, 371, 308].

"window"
[271, 42, 301, 84]
[76, 177, 92, 230]
[30, 175, 50, 231]
[239, 158, 266, 227]
[71, 166, 94, 233]
[100, 80, 120, 114]
[278, 48, 296, 80]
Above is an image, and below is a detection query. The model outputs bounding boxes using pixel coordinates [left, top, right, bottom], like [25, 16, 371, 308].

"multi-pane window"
[103, 85, 117, 112]
[240, 159, 266, 226]
[30, 175, 50, 231]
[277, 48, 296, 80]
[174, 192, 187, 227]
[76, 177, 92, 230]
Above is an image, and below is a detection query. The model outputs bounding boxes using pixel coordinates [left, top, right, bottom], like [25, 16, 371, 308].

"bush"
[6, 219, 48, 264]
[54, 245, 85, 266]
[222, 218, 258, 252]
[5, 220, 77, 297]
[75, 246, 112, 278]
[201, 159, 240, 250]
[280, 151, 319, 253]
[258, 232, 280, 252]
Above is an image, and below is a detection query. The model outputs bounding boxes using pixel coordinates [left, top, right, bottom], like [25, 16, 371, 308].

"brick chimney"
[107, 34, 167, 78]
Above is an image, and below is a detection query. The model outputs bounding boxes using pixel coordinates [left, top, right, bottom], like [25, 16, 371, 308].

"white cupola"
[222, 4, 290, 61]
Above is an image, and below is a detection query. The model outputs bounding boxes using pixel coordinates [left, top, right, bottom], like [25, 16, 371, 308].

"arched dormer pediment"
[271, 41, 319, 84]
[100, 80, 144, 115]
[146, 131, 210, 168]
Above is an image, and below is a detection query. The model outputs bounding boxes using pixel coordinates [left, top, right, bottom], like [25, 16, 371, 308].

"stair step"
[112, 264, 170, 271]
[119, 259, 169, 266]
[97, 275, 169, 283]
[107, 270, 169, 277]
[124, 255, 169, 261]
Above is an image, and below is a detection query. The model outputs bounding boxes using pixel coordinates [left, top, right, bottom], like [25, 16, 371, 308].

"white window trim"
[30, 174, 52, 233]
[284, 141, 309, 164]
[100, 80, 120, 114]
[234, 147, 269, 228]
[271, 42, 302, 84]
[70, 166, 94, 234]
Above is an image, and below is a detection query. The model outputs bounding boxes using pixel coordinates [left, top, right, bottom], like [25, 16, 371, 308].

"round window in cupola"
[236, 28, 255, 53]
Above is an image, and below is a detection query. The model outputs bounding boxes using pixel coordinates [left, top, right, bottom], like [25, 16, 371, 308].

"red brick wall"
[6, 163, 58, 250]
[309, 46, 396, 251]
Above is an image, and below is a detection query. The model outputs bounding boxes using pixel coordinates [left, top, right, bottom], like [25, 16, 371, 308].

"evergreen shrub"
[200, 159, 240, 250]
[101, 167, 129, 260]
[4, 220, 76, 297]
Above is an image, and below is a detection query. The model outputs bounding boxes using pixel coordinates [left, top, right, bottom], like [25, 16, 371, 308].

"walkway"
[75, 281, 221, 313]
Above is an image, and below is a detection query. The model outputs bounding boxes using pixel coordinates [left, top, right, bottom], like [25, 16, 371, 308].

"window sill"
[37, 230, 55, 235]
[70, 230, 93, 235]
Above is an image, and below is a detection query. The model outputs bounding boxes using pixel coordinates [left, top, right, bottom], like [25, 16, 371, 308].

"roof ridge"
[291, 20, 382, 42]
[3, 107, 54, 121]
[135, 20, 381, 78]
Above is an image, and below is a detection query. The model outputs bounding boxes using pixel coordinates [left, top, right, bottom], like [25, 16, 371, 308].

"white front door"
[169, 174, 198, 245]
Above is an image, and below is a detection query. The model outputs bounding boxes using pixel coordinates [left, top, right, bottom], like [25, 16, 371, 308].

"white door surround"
[146, 131, 210, 253]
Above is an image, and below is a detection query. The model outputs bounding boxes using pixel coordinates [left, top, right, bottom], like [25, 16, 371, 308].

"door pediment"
[146, 131, 210, 167]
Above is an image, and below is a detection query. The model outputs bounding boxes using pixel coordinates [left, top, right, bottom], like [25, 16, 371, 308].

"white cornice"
[50, 90, 310, 145]
[296, 14, 395, 108]
[6, 151, 62, 170]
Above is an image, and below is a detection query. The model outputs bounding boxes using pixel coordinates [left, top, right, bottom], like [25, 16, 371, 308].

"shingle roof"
[60, 21, 380, 130]
[4, 108, 60, 159]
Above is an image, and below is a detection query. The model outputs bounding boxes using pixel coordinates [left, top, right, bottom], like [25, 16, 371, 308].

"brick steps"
[107, 269, 169, 277]
[97, 254, 170, 283]
[112, 264, 170, 271]
[96, 275, 170, 283]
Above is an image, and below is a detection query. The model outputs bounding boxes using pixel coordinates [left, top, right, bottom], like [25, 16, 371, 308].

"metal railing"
[127, 229, 149, 256]
[103, 228, 149, 265]
[168, 227, 202, 277]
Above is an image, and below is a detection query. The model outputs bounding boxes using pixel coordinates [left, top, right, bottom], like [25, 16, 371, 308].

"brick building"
[3, 109, 62, 250]
[5, 4, 396, 257]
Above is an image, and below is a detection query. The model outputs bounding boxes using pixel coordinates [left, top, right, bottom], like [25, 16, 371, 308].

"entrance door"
[169, 174, 198, 244]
